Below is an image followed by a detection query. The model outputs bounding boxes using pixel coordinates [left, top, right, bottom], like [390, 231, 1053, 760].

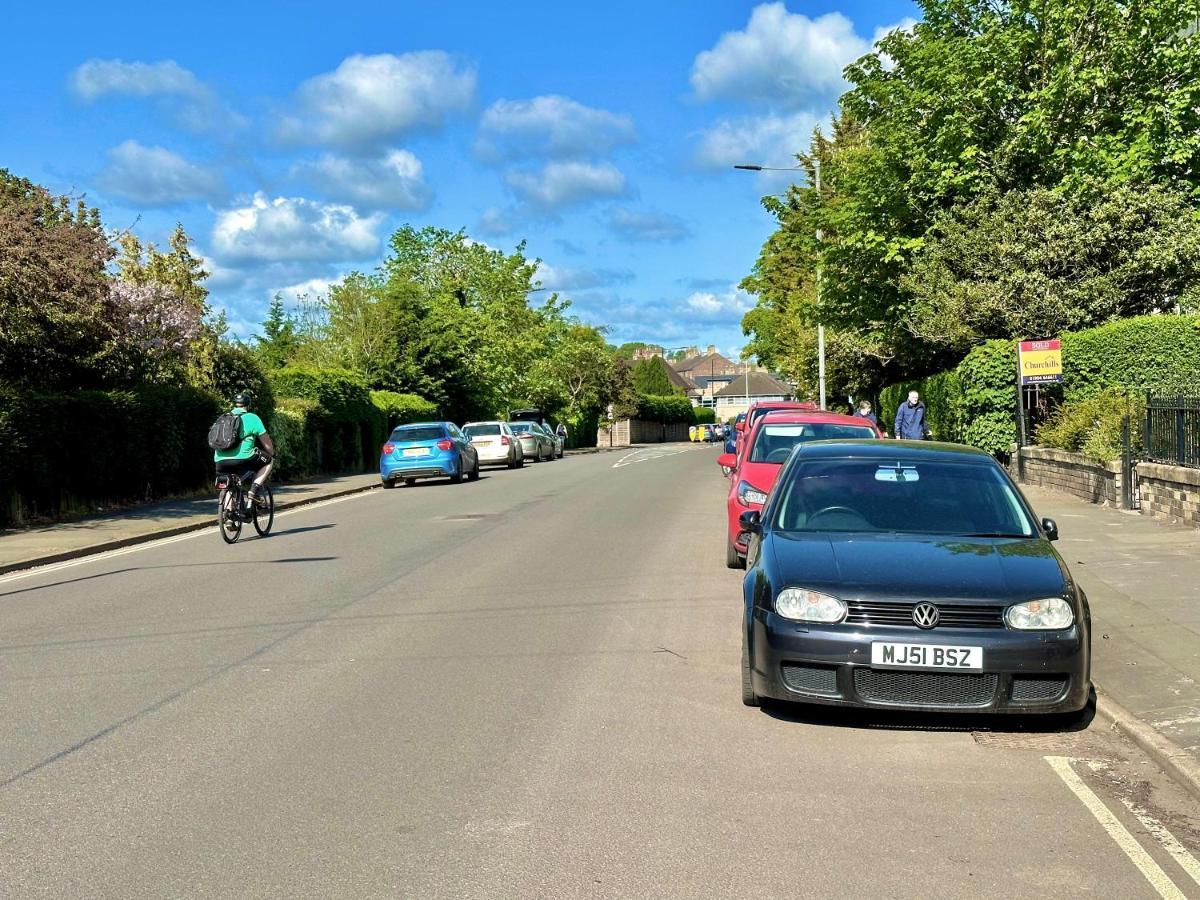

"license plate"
[870, 642, 983, 671]
[402, 448, 428, 457]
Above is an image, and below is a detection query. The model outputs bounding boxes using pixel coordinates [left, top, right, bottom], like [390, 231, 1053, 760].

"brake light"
[501, 435, 511, 445]
[436, 438, 454, 451]
[383, 442, 395, 455]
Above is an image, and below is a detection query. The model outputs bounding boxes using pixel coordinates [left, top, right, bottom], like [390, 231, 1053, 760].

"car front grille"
[1011, 675, 1069, 702]
[845, 601, 1005, 629]
[854, 669, 998, 707]
[781, 663, 840, 697]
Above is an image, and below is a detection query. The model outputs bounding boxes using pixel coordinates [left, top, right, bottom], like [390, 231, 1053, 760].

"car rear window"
[749, 423, 876, 463]
[509, 423, 532, 433]
[392, 425, 445, 442]
[464, 424, 501, 437]
[773, 459, 1035, 537]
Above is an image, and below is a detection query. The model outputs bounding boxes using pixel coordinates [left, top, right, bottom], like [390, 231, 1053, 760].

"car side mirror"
[738, 510, 761, 536]
[717, 453, 736, 470]
[1041, 517, 1059, 542]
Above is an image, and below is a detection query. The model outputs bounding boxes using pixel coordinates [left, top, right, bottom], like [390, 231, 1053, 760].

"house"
[712, 372, 794, 419]
[672, 345, 766, 407]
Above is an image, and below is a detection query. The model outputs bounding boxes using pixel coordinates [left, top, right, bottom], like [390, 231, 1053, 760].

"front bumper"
[750, 612, 1090, 714]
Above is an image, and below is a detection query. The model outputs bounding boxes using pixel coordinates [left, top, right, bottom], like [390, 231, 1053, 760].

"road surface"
[2, 446, 1199, 898]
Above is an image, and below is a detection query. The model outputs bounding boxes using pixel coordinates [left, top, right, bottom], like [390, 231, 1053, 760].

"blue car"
[380, 422, 480, 488]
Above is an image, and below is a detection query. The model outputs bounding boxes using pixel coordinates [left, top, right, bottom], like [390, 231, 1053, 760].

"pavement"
[3, 445, 1200, 897]
[1021, 485, 1200, 764]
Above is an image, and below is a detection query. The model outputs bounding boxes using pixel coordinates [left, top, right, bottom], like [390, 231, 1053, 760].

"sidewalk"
[1022, 485, 1200, 758]
[0, 472, 381, 574]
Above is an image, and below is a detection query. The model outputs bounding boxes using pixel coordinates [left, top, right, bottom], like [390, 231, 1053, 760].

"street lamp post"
[734, 161, 826, 410]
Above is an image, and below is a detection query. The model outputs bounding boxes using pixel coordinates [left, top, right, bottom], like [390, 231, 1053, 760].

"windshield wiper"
[960, 532, 1030, 538]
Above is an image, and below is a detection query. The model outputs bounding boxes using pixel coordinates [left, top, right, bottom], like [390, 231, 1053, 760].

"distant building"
[631, 344, 665, 361]
[672, 345, 767, 407]
[712, 372, 794, 419]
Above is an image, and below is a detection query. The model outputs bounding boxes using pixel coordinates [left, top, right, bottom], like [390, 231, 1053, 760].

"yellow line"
[1045, 756, 1186, 899]
[1122, 799, 1200, 889]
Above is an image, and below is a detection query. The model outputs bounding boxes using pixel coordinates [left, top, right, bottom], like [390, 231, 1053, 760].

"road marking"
[612, 446, 697, 468]
[1045, 756, 1186, 899]
[1121, 799, 1200, 889]
[0, 489, 378, 587]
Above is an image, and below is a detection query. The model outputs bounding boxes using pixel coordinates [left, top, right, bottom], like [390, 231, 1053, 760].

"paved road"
[2, 446, 1199, 898]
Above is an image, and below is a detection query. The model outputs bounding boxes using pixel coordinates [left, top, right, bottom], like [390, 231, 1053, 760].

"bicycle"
[216, 468, 274, 544]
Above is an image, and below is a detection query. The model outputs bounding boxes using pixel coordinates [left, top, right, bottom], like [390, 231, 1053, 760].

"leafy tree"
[254, 295, 303, 370]
[115, 224, 209, 312]
[631, 356, 682, 396]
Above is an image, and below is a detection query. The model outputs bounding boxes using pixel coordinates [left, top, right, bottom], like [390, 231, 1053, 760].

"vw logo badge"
[912, 603, 940, 629]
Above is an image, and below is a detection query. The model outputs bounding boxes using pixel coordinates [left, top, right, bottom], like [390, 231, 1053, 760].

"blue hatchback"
[380, 422, 480, 488]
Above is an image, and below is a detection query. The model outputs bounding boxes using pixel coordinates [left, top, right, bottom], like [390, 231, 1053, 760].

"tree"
[631, 356, 682, 396]
[528, 324, 617, 419]
[254, 295, 302, 370]
[0, 170, 115, 386]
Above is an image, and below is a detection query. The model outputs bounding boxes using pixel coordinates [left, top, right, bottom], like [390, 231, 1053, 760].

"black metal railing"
[1144, 396, 1200, 468]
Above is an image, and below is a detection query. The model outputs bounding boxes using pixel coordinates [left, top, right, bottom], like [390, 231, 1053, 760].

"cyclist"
[213, 392, 274, 505]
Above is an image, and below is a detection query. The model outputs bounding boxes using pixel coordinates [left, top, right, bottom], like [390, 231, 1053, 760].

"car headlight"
[1005, 597, 1074, 630]
[737, 480, 768, 506]
[776, 588, 847, 623]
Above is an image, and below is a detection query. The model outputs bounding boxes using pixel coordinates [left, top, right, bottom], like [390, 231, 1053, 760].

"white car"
[463, 421, 524, 468]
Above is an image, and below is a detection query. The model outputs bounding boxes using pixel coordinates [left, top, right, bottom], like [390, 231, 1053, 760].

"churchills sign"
[1018, 339, 1063, 385]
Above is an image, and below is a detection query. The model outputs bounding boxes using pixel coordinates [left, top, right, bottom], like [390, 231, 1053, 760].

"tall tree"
[254, 295, 303, 370]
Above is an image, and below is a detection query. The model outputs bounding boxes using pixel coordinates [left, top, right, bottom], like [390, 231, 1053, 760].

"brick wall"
[595, 419, 690, 447]
[1136, 462, 1200, 528]
[1015, 446, 1123, 507]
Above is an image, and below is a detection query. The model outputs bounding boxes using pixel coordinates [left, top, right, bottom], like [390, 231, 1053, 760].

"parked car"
[463, 421, 524, 468]
[508, 421, 555, 462]
[735, 402, 820, 458]
[738, 440, 1091, 719]
[379, 422, 480, 488]
[539, 422, 565, 458]
[725, 413, 746, 455]
[720, 411, 881, 568]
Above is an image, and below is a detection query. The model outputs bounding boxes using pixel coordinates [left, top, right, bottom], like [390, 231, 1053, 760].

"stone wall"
[1137, 462, 1200, 528]
[595, 419, 690, 447]
[1014, 446, 1123, 507]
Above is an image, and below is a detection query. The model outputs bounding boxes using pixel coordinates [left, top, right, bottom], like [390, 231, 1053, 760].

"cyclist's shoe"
[247, 485, 268, 507]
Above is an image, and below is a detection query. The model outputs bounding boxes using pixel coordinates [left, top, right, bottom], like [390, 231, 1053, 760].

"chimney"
[706, 344, 717, 355]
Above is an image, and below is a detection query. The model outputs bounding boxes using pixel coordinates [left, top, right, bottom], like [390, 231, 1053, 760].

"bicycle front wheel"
[253, 484, 274, 536]
[219, 488, 242, 544]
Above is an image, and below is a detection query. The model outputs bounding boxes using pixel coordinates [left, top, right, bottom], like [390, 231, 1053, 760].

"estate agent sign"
[1018, 339, 1064, 385]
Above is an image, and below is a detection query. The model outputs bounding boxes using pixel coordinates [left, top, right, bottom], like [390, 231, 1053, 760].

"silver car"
[508, 421, 555, 462]
[463, 421, 524, 468]
[540, 423, 565, 459]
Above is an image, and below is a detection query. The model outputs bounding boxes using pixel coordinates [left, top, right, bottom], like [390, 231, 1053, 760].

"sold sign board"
[1018, 339, 1063, 385]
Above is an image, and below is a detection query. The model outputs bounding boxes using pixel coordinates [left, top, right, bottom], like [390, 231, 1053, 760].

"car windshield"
[464, 424, 501, 437]
[749, 423, 875, 464]
[508, 423, 532, 433]
[392, 426, 445, 443]
[772, 459, 1036, 537]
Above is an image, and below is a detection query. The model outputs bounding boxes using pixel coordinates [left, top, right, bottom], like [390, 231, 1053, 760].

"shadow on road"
[270, 523, 336, 537]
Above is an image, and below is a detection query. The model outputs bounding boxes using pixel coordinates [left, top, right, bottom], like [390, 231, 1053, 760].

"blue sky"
[1, 0, 917, 357]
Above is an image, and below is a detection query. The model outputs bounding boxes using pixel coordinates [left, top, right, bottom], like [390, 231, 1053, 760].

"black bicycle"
[216, 468, 274, 544]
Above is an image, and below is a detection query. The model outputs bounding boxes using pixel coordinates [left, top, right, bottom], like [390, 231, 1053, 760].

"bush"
[635, 393, 695, 424]
[691, 406, 717, 425]
[1036, 389, 1143, 462]
[269, 397, 322, 480]
[210, 342, 275, 421]
[0, 382, 221, 526]
[371, 390, 437, 430]
[270, 366, 386, 473]
[1061, 315, 1200, 401]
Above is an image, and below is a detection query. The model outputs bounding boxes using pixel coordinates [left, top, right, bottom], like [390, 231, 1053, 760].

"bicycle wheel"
[219, 488, 242, 544]
[253, 484, 274, 536]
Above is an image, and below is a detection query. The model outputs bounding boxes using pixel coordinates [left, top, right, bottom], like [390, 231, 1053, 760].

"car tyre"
[450, 460, 464, 484]
[741, 630, 759, 707]
[404, 477, 417, 487]
[468, 458, 480, 481]
[726, 539, 745, 570]
[382, 478, 396, 489]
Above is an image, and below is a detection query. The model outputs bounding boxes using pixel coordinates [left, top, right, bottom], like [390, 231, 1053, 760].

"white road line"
[612, 446, 697, 468]
[1045, 756, 1186, 900]
[0, 489, 377, 587]
[1121, 799, 1200, 889]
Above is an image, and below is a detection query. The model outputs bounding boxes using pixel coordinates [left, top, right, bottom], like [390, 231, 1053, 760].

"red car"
[731, 401, 819, 460]
[718, 410, 882, 568]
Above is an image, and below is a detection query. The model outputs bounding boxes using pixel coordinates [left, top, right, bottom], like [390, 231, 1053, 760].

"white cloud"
[70, 59, 242, 132]
[269, 277, 335, 302]
[96, 140, 225, 206]
[290, 149, 432, 211]
[212, 193, 384, 263]
[534, 261, 633, 291]
[691, 4, 869, 108]
[694, 111, 819, 170]
[607, 207, 692, 243]
[279, 52, 476, 150]
[476, 95, 636, 161]
[684, 286, 755, 321]
[504, 161, 626, 212]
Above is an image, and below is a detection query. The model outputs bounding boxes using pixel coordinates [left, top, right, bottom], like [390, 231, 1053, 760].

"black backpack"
[207, 412, 244, 450]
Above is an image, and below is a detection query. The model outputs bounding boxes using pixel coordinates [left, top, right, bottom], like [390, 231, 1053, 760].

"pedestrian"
[894, 390, 931, 440]
[556, 421, 568, 443]
[853, 400, 878, 429]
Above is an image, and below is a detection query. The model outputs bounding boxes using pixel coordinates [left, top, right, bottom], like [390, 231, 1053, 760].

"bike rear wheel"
[253, 484, 274, 536]
[219, 488, 242, 544]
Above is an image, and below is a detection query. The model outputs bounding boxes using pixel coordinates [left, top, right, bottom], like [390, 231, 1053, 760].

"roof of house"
[713, 371, 793, 398]
[673, 350, 735, 375]
[664, 365, 697, 393]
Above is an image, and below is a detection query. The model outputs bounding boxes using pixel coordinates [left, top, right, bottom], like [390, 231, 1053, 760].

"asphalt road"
[2, 445, 1200, 898]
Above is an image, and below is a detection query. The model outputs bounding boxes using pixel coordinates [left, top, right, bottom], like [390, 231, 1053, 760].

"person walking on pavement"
[853, 400, 879, 430]
[894, 390, 931, 441]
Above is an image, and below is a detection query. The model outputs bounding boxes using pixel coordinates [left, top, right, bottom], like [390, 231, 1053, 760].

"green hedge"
[210, 342, 275, 421]
[881, 315, 1200, 456]
[270, 366, 387, 474]
[635, 393, 696, 424]
[691, 406, 717, 425]
[370, 390, 437, 430]
[1036, 389, 1145, 462]
[0, 383, 222, 526]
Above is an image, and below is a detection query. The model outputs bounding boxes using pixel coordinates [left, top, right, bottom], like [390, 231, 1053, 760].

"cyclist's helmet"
[233, 391, 254, 408]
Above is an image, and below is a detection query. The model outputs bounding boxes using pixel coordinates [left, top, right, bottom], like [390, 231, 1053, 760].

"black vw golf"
[740, 441, 1091, 716]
